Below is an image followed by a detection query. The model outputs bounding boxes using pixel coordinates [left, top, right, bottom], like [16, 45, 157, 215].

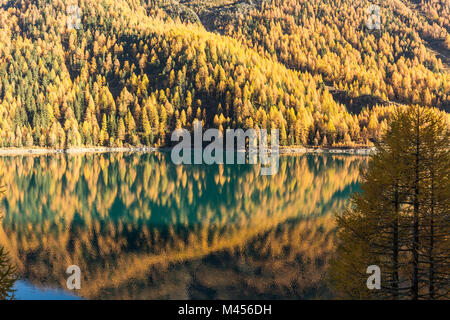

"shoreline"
[0, 146, 375, 156]
[0, 147, 158, 156]
[279, 147, 375, 155]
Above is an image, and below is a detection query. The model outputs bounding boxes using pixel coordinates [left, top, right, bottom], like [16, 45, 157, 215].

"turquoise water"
[0, 152, 366, 300]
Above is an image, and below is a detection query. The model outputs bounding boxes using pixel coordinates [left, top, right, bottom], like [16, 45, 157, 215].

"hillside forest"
[0, 0, 448, 149]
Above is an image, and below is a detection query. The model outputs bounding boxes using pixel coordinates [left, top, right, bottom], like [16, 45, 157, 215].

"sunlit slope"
[0, 153, 365, 298]
[1, 0, 405, 149]
[173, 0, 449, 111]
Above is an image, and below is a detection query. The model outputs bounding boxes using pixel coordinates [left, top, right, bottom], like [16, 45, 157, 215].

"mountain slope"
[0, 0, 447, 149]
[167, 0, 449, 110]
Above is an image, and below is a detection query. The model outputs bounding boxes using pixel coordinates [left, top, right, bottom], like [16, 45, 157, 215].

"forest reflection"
[0, 152, 366, 299]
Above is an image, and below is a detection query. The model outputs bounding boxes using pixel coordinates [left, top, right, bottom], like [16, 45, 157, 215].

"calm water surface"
[0, 152, 366, 299]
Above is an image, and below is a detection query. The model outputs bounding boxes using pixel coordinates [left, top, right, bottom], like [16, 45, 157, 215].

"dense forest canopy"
[0, 0, 448, 149]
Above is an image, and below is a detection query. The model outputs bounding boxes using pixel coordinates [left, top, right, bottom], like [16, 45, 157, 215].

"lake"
[0, 152, 367, 300]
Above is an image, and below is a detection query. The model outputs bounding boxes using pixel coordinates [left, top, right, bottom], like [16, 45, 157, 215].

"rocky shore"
[279, 147, 376, 155]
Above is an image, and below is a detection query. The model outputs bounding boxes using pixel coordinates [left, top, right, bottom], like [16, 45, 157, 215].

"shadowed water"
[0, 152, 367, 299]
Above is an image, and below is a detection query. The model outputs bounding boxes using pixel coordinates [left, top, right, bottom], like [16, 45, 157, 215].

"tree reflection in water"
[0, 152, 366, 299]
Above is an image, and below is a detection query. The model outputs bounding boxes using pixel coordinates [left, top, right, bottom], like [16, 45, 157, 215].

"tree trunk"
[392, 183, 399, 299]
[411, 110, 420, 300]
[428, 160, 435, 299]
